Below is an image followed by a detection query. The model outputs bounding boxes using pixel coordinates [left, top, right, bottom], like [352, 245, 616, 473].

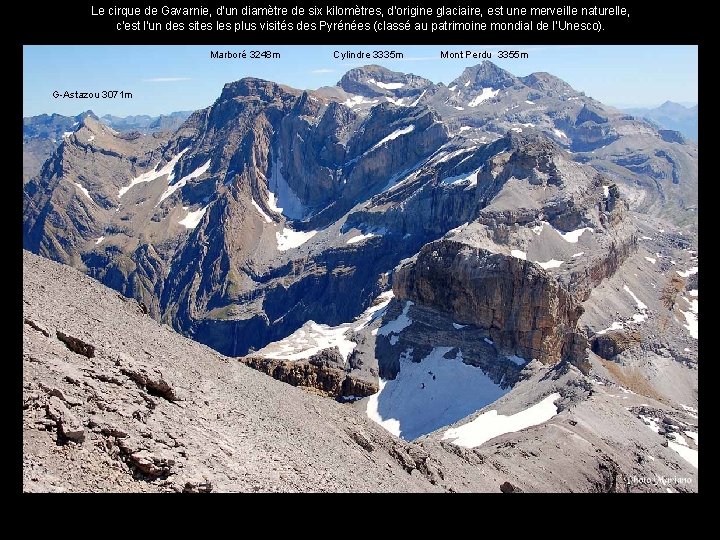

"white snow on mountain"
[367, 347, 508, 440]
[276, 227, 317, 251]
[676, 267, 698, 278]
[368, 125, 415, 153]
[158, 158, 211, 204]
[73, 182, 93, 202]
[468, 88, 500, 107]
[367, 79, 405, 90]
[347, 233, 376, 245]
[120, 148, 189, 198]
[251, 199, 273, 223]
[536, 259, 564, 270]
[378, 301, 414, 337]
[178, 205, 208, 229]
[256, 291, 395, 362]
[268, 160, 307, 220]
[343, 95, 379, 107]
[442, 393, 561, 448]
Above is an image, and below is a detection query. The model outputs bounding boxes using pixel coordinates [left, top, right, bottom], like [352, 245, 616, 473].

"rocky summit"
[23, 61, 698, 492]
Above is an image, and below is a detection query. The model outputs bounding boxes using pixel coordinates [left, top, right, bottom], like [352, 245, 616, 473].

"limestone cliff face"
[393, 240, 584, 364]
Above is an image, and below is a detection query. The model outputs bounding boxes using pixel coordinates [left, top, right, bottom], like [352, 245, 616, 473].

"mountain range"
[624, 101, 698, 141]
[22, 62, 699, 492]
[23, 110, 192, 182]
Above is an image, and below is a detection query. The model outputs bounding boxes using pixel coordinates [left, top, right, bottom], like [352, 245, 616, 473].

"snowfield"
[442, 393, 561, 448]
[367, 347, 508, 440]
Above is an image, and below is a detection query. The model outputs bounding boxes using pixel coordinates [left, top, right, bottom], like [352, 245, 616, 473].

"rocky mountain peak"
[219, 77, 299, 103]
[338, 64, 433, 97]
[657, 100, 691, 114]
[521, 72, 576, 97]
[80, 115, 106, 132]
[507, 130, 564, 158]
[453, 60, 518, 90]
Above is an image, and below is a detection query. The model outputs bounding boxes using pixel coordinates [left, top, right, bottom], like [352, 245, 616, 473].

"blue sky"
[24, 45, 697, 117]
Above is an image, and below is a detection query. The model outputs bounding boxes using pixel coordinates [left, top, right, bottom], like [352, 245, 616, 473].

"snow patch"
[268, 161, 306, 220]
[506, 355, 526, 366]
[251, 199, 273, 223]
[259, 321, 356, 362]
[510, 250, 527, 260]
[120, 148, 189, 198]
[367, 347, 509, 440]
[623, 285, 648, 310]
[353, 290, 394, 332]
[483, 337, 494, 345]
[468, 88, 500, 107]
[557, 227, 592, 243]
[95, 236, 105, 245]
[276, 227, 317, 251]
[346, 232, 376, 245]
[676, 267, 698, 278]
[680, 309, 698, 339]
[453, 323, 466, 330]
[440, 167, 482, 187]
[639, 414, 661, 433]
[378, 301, 414, 337]
[436, 146, 478, 165]
[409, 90, 426, 107]
[368, 78, 405, 90]
[259, 291, 393, 362]
[458, 126, 473, 133]
[668, 441, 698, 468]
[525, 100, 535, 105]
[536, 259, 563, 269]
[596, 321, 624, 335]
[178, 205, 208, 229]
[442, 393, 561, 448]
[343, 95, 379, 107]
[73, 182, 93, 202]
[369, 125, 415, 153]
[158, 158, 211, 204]
[87, 135, 95, 142]
[645, 256, 656, 264]
[385, 96, 407, 106]
[572, 252, 584, 258]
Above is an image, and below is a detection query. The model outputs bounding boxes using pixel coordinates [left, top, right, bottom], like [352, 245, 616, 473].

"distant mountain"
[23, 111, 97, 182]
[100, 111, 193, 133]
[22, 110, 193, 181]
[625, 101, 698, 141]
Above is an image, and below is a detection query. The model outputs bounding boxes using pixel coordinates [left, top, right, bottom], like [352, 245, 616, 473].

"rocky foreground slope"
[23, 251, 698, 492]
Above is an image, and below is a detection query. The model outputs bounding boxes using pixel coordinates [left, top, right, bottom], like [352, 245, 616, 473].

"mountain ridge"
[23, 61, 699, 475]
